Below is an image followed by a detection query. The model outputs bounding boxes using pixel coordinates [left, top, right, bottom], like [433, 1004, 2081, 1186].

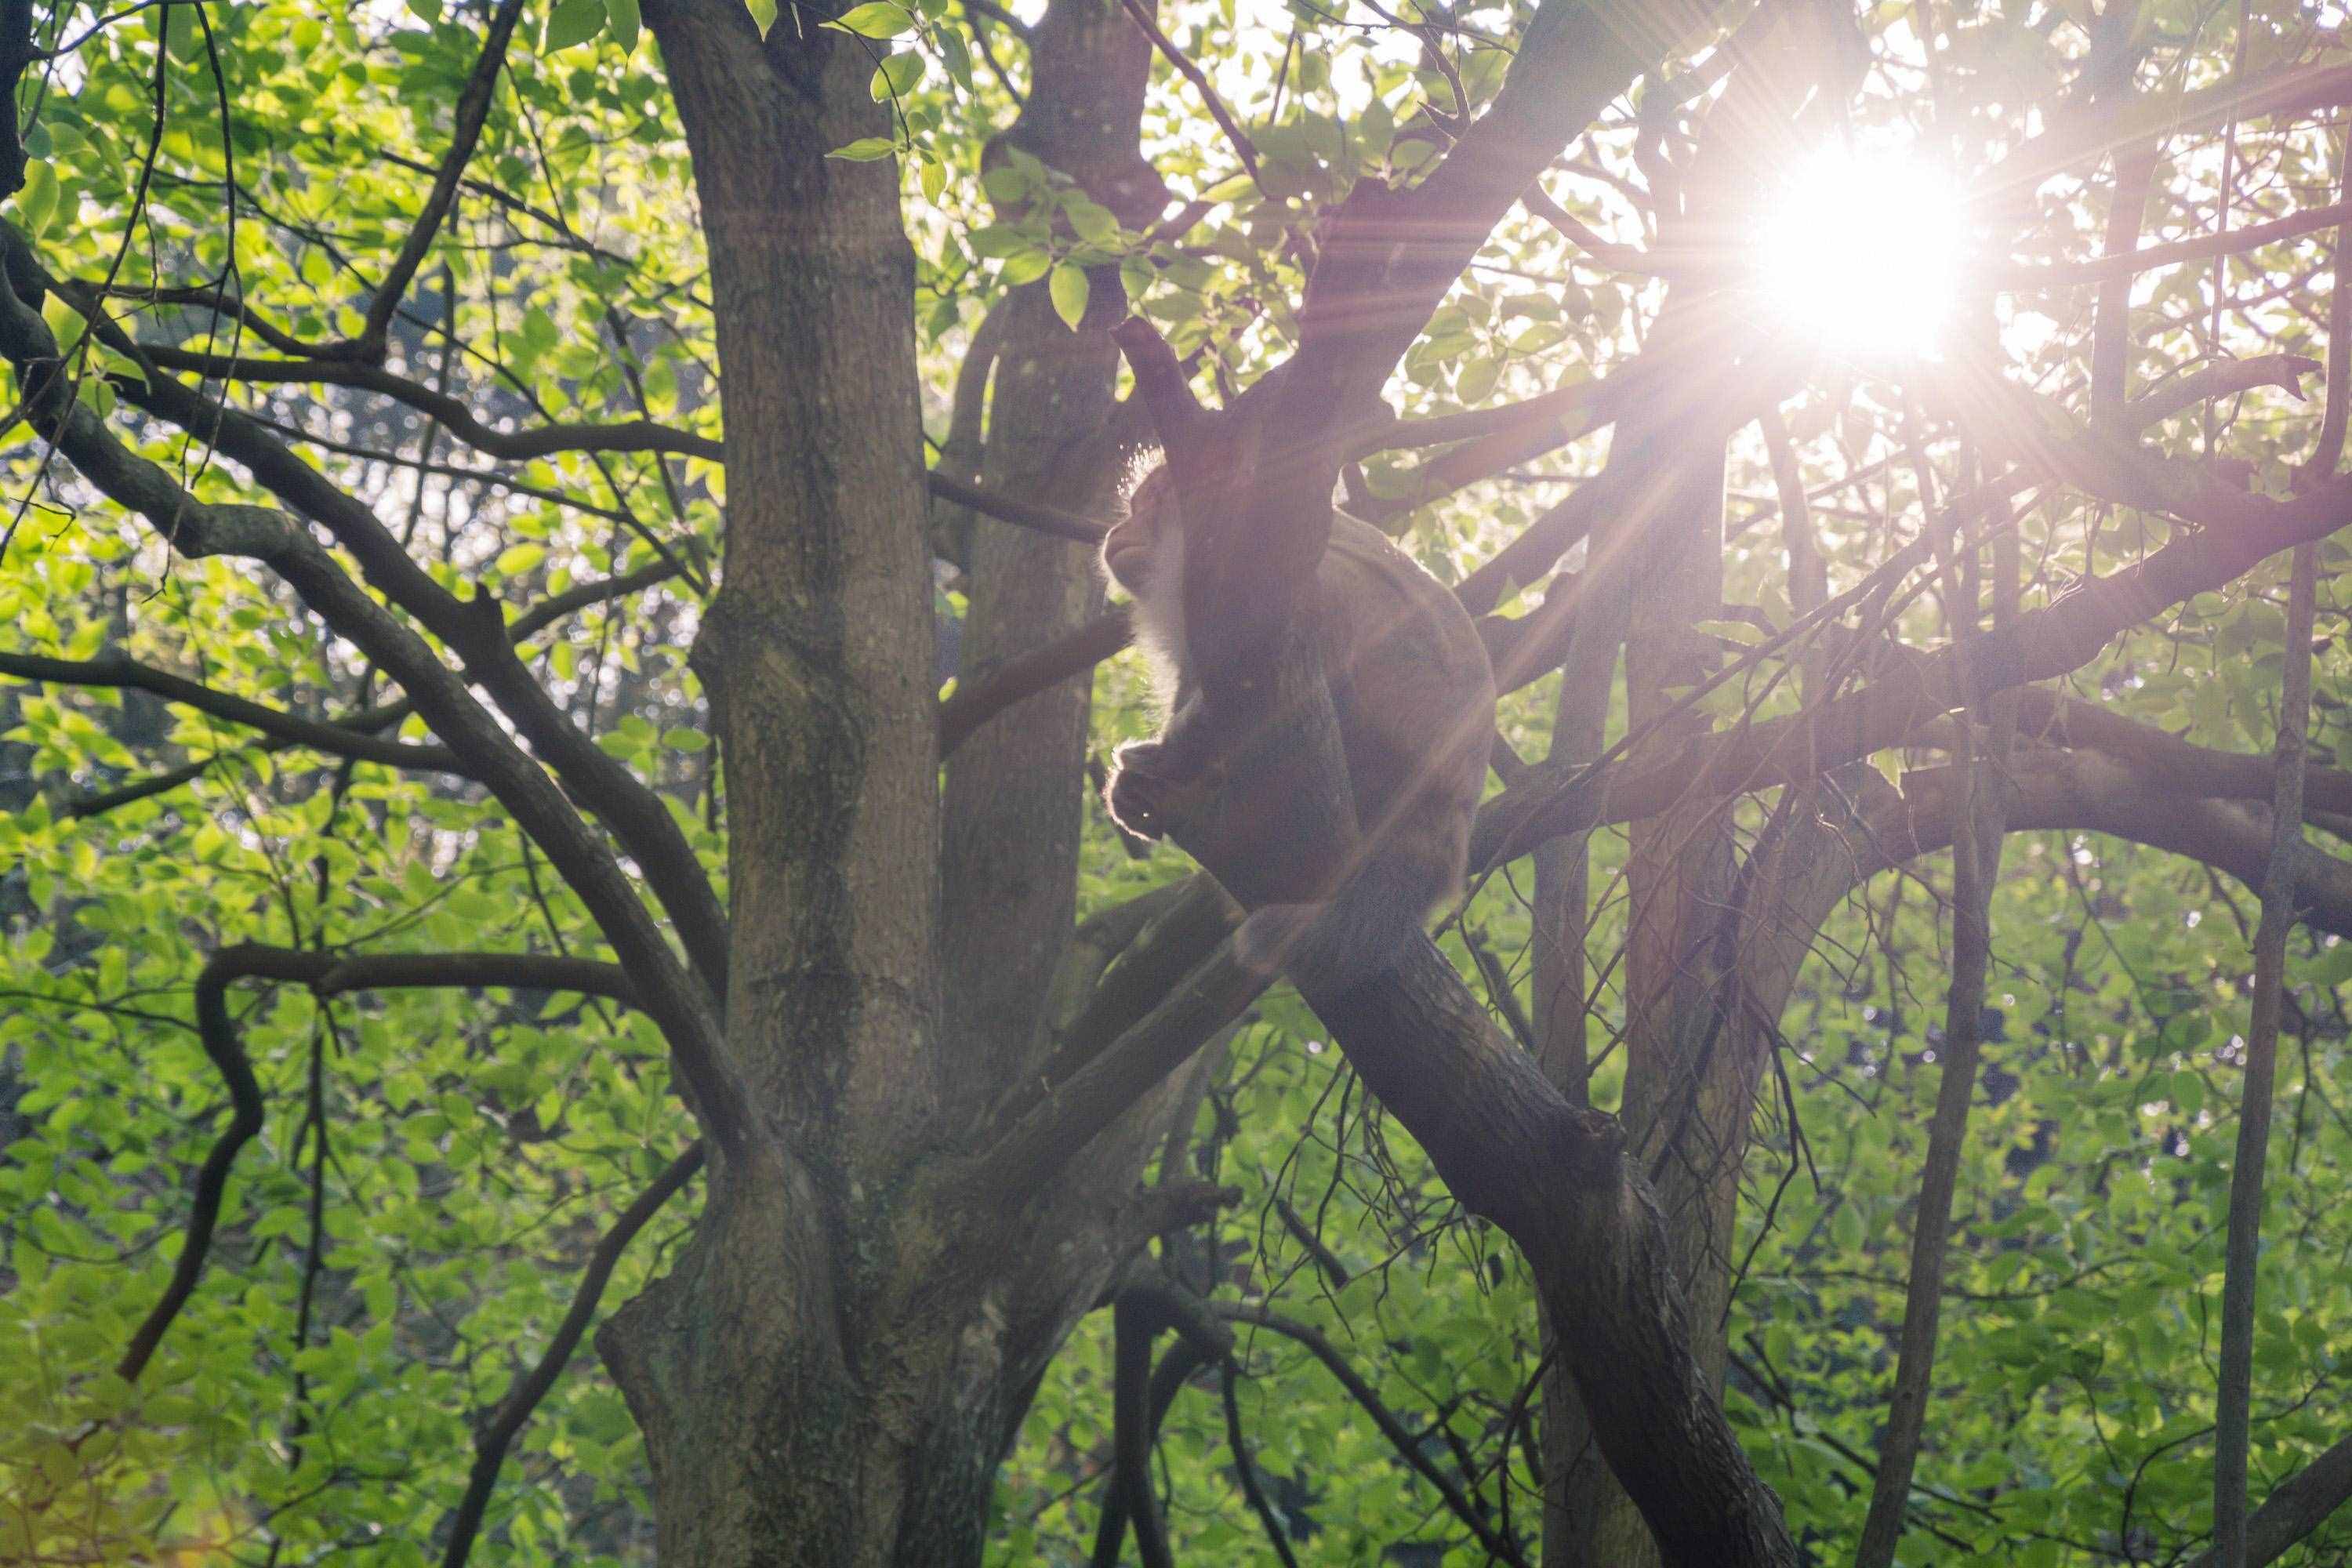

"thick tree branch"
[27, 253, 735, 1002]
[2187, 1430, 2352, 1568]
[939, 606, 1130, 754]
[1985, 60, 2352, 207]
[1474, 450, 2352, 866]
[926, 469, 1109, 544]
[2003, 198, 2352, 292]
[0, 259, 753, 1156]
[2216, 543, 2316, 1566]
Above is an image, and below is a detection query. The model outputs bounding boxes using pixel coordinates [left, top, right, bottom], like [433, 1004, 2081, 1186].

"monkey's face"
[1101, 465, 1177, 597]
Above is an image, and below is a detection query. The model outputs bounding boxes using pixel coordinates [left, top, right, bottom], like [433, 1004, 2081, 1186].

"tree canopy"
[2, 0, 2351, 1564]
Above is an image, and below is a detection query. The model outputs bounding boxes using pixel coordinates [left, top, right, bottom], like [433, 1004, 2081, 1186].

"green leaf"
[936, 24, 973, 90]
[1000, 247, 1051, 286]
[1049, 262, 1089, 330]
[967, 222, 1025, 256]
[13, 161, 56, 239]
[1064, 198, 1117, 244]
[827, 136, 899, 162]
[870, 49, 925, 101]
[829, 1, 913, 36]
[605, 0, 641, 52]
[406, 0, 443, 20]
[544, 0, 606, 51]
[745, 0, 779, 36]
[495, 543, 548, 575]
[41, 293, 85, 355]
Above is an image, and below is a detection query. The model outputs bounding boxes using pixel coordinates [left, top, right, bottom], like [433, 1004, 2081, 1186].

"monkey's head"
[1101, 458, 1175, 597]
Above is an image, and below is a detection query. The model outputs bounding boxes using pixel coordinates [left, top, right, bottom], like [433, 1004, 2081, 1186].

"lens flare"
[1758, 147, 1965, 358]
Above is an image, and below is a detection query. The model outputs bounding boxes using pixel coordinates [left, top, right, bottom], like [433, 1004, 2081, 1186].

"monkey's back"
[1311, 514, 1497, 898]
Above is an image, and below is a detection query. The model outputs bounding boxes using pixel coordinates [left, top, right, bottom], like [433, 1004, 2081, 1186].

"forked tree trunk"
[600, 2, 1188, 1563]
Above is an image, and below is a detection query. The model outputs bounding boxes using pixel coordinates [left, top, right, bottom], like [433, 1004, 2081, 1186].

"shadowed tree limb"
[2186, 1430, 2352, 1568]
[118, 942, 652, 1388]
[1475, 453, 2352, 867]
[2216, 541, 2317, 1566]
[939, 608, 1132, 756]
[1218, 1303, 1530, 1566]
[1220, 1359, 1302, 1568]
[2004, 198, 2352, 292]
[54, 560, 684, 820]
[1988, 58, 2352, 204]
[115, 946, 275, 1383]
[0, 251, 753, 1156]
[0, 649, 474, 776]
[21, 246, 736, 1000]
[439, 1143, 706, 1568]
[353, 0, 528, 356]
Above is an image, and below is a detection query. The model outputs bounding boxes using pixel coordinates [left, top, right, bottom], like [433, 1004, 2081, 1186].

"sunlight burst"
[1758, 147, 1967, 358]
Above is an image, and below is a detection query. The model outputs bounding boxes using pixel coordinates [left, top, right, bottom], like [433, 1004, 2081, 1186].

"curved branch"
[439, 1143, 705, 1568]
[2185, 1429, 2352, 1568]
[0, 252, 752, 1156]
[201, 943, 641, 1007]
[1219, 1359, 1302, 1568]
[1218, 1303, 1527, 1566]
[1473, 446, 2352, 866]
[0, 649, 471, 776]
[57, 561, 682, 821]
[925, 469, 1108, 544]
[1871, 753, 2352, 938]
[116, 945, 275, 1383]
[2001, 199, 2352, 291]
[31, 263, 734, 1002]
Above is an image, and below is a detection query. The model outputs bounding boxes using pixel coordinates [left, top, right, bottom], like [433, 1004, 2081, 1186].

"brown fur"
[1101, 466, 1497, 987]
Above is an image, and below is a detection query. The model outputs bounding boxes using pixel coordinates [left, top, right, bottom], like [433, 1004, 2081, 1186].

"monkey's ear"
[1112, 318, 1214, 461]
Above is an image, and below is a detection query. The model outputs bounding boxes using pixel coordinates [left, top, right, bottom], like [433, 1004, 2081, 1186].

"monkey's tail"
[1234, 855, 1454, 996]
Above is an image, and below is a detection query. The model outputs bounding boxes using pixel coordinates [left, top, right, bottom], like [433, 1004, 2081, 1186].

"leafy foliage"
[0, 0, 2349, 1563]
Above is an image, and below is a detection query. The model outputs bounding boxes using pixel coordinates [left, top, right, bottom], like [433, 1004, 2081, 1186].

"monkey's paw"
[1105, 745, 1173, 840]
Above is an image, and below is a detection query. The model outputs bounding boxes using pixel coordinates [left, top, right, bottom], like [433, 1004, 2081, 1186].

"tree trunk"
[601, 4, 1187, 1563]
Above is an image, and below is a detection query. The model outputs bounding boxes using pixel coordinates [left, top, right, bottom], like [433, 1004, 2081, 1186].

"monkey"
[1100, 463, 1497, 992]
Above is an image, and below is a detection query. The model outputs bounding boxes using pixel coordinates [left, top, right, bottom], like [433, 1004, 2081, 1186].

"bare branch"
[116, 945, 274, 1382]
[356, 0, 528, 354]
[31, 255, 735, 999]
[0, 246, 753, 1155]
[2005, 198, 2352, 292]
[2187, 1430, 2352, 1568]
[439, 1144, 705, 1568]
[927, 469, 1109, 544]
[1219, 1303, 1528, 1566]
[1983, 60, 2352, 208]
[940, 607, 1131, 754]
[0, 649, 471, 777]
[1118, 0, 1257, 185]
[2216, 542, 2317, 1566]
[120, 941, 645, 1390]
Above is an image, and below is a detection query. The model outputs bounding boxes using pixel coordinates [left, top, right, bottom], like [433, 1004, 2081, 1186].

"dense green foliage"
[2, 0, 2350, 1563]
